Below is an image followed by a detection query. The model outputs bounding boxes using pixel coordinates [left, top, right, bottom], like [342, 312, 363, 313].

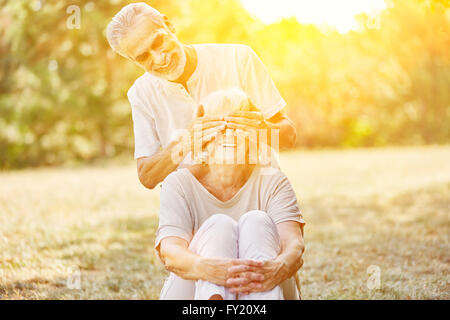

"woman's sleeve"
[266, 173, 306, 232]
[154, 175, 194, 254]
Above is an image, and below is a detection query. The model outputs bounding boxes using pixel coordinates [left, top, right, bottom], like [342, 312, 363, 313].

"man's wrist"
[167, 137, 189, 165]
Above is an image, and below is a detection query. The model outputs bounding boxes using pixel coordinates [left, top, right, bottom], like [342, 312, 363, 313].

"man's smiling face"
[120, 14, 187, 81]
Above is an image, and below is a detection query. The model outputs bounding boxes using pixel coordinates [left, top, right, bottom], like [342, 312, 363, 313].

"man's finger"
[235, 129, 259, 145]
[199, 126, 225, 138]
[200, 132, 219, 146]
[198, 115, 225, 122]
[224, 116, 262, 128]
[193, 120, 227, 129]
[225, 122, 259, 132]
[229, 111, 264, 120]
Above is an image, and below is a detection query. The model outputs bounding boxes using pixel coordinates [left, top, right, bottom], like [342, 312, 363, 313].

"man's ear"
[162, 15, 176, 33]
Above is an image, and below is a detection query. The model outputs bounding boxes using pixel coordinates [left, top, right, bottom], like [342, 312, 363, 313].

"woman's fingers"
[229, 282, 262, 294]
[231, 259, 263, 267]
[226, 277, 249, 287]
[226, 272, 264, 286]
[238, 272, 264, 282]
[227, 260, 265, 280]
[228, 260, 263, 274]
[227, 264, 252, 274]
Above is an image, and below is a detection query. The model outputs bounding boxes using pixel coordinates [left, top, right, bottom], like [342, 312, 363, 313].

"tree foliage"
[0, 0, 449, 168]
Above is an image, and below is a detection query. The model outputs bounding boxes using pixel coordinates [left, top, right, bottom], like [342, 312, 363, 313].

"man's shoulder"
[127, 72, 159, 100]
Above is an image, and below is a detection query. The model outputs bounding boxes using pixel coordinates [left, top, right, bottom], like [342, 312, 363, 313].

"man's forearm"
[275, 118, 297, 149]
[137, 140, 184, 189]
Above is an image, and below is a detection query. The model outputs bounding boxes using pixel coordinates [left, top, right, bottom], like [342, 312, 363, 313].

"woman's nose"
[225, 129, 235, 141]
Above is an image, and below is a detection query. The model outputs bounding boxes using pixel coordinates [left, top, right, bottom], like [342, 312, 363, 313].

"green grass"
[1, 146, 449, 299]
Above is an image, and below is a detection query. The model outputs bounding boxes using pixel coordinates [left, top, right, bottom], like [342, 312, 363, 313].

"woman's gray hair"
[106, 2, 163, 58]
[201, 88, 253, 117]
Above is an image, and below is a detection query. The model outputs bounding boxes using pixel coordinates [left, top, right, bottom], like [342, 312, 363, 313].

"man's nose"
[164, 39, 176, 52]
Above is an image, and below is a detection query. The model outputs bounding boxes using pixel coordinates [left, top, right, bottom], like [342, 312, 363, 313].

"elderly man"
[106, 2, 297, 189]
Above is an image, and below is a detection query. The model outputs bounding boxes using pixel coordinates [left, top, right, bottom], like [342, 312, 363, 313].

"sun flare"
[240, 0, 387, 33]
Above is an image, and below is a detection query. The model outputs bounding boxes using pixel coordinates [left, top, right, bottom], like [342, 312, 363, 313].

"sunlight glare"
[240, 0, 387, 33]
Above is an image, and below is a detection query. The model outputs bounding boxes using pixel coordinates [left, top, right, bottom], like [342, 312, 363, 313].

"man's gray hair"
[106, 2, 163, 58]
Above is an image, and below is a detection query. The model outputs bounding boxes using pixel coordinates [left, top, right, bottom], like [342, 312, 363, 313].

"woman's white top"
[155, 166, 305, 254]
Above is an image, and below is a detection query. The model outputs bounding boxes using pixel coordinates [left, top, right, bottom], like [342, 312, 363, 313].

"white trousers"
[159, 210, 299, 300]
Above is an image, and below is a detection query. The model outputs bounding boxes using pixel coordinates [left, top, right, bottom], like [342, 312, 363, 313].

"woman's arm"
[159, 236, 263, 286]
[274, 221, 305, 279]
[226, 221, 304, 293]
[159, 237, 204, 280]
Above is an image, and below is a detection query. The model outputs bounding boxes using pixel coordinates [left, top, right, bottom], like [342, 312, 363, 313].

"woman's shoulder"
[161, 168, 191, 194]
[254, 166, 292, 189]
[255, 166, 287, 180]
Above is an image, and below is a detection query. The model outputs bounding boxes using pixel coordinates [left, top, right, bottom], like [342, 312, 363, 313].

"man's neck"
[172, 45, 197, 88]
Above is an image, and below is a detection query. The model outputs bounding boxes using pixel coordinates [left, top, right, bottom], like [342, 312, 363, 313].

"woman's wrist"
[275, 256, 293, 282]
[192, 256, 206, 280]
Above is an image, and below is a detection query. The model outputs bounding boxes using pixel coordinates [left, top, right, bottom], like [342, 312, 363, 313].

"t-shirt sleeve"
[154, 174, 194, 256]
[128, 86, 161, 159]
[238, 45, 287, 119]
[266, 172, 305, 231]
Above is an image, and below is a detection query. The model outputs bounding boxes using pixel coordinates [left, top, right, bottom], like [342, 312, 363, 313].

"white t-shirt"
[155, 166, 305, 254]
[127, 44, 287, 160]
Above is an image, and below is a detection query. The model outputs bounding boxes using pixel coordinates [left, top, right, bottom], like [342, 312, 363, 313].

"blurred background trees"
[0, 0, 449, 168]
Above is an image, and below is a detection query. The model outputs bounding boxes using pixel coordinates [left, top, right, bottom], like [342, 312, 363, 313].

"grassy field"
[1, 146, 449, 299]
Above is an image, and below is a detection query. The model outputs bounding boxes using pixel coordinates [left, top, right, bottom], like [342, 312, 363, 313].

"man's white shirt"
[127, 44, 287, 165]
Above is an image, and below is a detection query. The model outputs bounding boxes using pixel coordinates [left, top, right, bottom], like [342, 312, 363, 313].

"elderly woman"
[155, 88, 305, 300]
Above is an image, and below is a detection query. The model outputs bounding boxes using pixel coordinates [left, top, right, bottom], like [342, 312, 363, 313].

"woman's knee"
[190, 214, 238, 256]
[204, 214, 237, 229]
[201, 214, 238, 240]
[238, 210, 274, 228]
[238, 210, 280, 255]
